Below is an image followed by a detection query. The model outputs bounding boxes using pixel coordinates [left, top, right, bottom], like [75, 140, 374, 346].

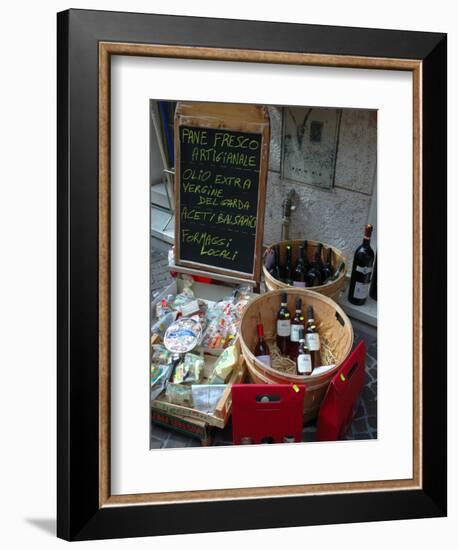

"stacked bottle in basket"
[254, 292, 332, 377]
[265, 240, 345, 287]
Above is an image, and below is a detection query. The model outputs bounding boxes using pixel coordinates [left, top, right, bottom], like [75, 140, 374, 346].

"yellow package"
[208, 345, 239, 384]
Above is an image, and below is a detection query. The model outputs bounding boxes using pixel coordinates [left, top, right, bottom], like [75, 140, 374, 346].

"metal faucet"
[281, 189, 298, 241]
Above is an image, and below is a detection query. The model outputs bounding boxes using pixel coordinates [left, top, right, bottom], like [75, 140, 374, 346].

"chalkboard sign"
[174, 103, 269, 282]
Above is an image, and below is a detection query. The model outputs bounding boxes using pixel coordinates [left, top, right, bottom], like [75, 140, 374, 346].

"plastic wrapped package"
[151, 311, 177, 339]
[191, 385, 226, 414]
[166, 383, 193, 406]
[155, 294, 175, 319]
[150, 362, 174, 401]
[170, 275, 195, 310]
[202, 318, 228, 350]
[164, 316, 203, 353]
[151, 344, 172, 365]
[208, 345, 239, 384]
[199, 286, 254, 351]
[182, 352, 205, 384]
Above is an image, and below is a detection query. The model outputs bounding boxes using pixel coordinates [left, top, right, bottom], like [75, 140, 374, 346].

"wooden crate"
[151, 350, 246, 429]
[151, 408, 212, 445]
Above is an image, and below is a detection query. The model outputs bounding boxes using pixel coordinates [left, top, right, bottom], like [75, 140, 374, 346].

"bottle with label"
[283, 244, 293, 285]
[320, 247, 333, 283]
[348, 224, 375, 305]
[276, 292, 291, 356]
[289, 298, 305, 360]
[296, 328, 312, 376]
[254, 317, 271, 367]
[292, 245, 307, 287]
[306, 305, 322, 369]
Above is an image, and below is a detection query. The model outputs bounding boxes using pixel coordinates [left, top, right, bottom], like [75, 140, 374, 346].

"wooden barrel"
[239, 288, 353, 423]
[263, 239, 347, 302]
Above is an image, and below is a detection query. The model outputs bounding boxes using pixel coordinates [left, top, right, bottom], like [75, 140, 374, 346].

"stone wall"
[263, 106, 377, 264]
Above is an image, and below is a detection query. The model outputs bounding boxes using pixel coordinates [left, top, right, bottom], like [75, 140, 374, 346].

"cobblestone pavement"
[150, 242, 377, 448]
[151, 247, 173, 296]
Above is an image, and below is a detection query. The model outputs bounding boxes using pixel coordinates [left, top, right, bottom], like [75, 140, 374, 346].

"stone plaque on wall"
[281, 106, 342, 189]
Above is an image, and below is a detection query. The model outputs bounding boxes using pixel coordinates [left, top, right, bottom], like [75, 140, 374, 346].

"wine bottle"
[269, 244, 282, 281]
[313, 243, 324, 270]
[306, 305, 322, 369]
[276, 292, 291, 356]
[305, 245, 323, 287]
[254, 316, 271, 366]
[283, 244, 293, 285]
[330, 261, 345, 281]
[296, 328, 312, 375]
[320, 247, 333, 283]
[370, 254, 377, 301]
[303, 240, 311, 271]
[348, 224, 375, 305]
[292, 245, 306, 287]
[289, 298, 305, 360]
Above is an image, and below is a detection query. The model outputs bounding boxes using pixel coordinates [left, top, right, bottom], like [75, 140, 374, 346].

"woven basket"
[239, 288, 353, 423]
[263, 239, 347, 302]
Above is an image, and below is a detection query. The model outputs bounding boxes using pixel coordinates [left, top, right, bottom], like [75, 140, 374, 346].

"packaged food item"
[182, 352, 205, 384]
[208, 345, 239, 384]
[180, 299, 201, 317]
[165, 383, 193, 406]
[164, 316, 202, 353]
[191, 385, 226, 414]
[198, 285, 253, 351]
[151, 344, 172, 365]
[200, 313, 227, 350]
[171, 360, 186, 384]
[151, 311, 178, 338]
[155, 294, 175, 319]
[150, 361, 174, 401]
[170, 276, 195, 308]
[232, 285, 253, 317]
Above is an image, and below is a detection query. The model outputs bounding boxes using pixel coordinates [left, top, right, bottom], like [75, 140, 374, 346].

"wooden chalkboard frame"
[174, 102, 270, 283]
[58, 8, 446, 541]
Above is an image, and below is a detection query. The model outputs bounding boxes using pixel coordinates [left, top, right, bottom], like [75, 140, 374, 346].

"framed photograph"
[57, 9, 447, 541]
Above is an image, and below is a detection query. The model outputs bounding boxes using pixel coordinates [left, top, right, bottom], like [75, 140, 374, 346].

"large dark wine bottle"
[348, 224, 375, 305]
[370, 254, 377, 301]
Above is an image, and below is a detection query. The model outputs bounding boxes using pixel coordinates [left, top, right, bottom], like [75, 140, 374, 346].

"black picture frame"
[57, 9, 447, 541]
